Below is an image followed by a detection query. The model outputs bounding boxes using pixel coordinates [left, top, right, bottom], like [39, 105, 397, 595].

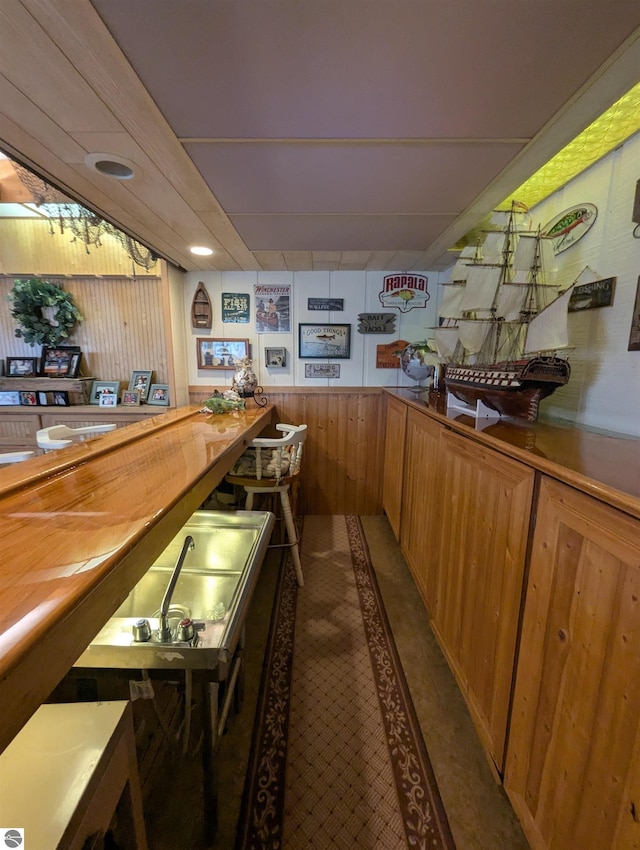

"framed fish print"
[298, 324, 351, 359]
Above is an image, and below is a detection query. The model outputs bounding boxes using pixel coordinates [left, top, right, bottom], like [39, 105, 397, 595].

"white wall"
[525, 131, 640, 436]
[184, 269, 439, 391]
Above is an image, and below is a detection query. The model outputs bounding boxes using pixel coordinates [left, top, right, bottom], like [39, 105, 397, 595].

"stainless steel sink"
[73, 510, 275, 675]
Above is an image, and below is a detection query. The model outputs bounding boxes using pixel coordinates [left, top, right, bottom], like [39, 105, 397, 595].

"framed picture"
[90, 380, 120, 405]
[53, 391, 70, 406]
[0, 391, 21, 406]
[128, 370, 153, 401]
[6, 357, 39, 377]
[40, 345, 81, 377]
[298, 324, 351, 359]
[19, 391, 38, 406]
[197, 338, 249, 369]
[305, 363, 341, 378]
[99, 392, 117, 408]
[265, 347, 286, 368]
[121, 389, 141, 407]
[147, 384, 170, 405]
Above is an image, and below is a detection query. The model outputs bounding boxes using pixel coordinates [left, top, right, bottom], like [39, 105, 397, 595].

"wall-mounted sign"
[568, 277, 616, 312]
[542, 204, 597, 254]
[255, 284, 291, 333]
[376, 339, 408, 369]
[222, 292, 250, 323]
[379, 274, 430, 312]
[299, 324, 351, 358]
[305, 363, 341, 378]
[357, 313, 396, 334]
[308, 298, 344, 311]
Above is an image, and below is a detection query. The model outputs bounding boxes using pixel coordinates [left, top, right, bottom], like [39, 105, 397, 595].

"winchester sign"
[379, 274, 430, 312]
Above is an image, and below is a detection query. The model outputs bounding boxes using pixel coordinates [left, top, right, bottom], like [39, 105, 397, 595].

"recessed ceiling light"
[84, 153, 138, 180]
[190, 246, 214, 256]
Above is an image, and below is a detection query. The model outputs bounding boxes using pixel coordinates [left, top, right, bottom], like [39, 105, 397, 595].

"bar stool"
[36, 423, 117, 452]
[0, 701, 147, 849]
[226, 423, 307, 586]
[0, 450, 35, 464]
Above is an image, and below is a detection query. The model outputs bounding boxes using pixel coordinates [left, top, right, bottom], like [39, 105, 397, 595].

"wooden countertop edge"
[0, 405, 205, 498]
[384, 390, 640, 521]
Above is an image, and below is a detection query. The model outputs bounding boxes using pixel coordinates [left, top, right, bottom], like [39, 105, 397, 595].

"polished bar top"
[386, 389, 640, 519]
[0, 403, 272, 754]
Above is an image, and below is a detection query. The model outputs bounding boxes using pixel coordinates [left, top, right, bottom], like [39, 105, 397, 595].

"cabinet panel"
[0, 413, 41, 449]
[505, 476, 640, 850]
[399, 409, 442, 606]
[382, 396, 408, 540]
[432, 430, 534, 771]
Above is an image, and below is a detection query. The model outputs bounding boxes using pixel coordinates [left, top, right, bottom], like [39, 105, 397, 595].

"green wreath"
[8, 278, 83, 346]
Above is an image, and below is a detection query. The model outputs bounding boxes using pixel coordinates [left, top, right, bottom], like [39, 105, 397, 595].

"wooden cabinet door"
[399, 409, 442, 607]
[382, 396, 408, 540]
[432, 430, 534, 772]
[505, 477, 640, 850]
[0, 413, 41, 451]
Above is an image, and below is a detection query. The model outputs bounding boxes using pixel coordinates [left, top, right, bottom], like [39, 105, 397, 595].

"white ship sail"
[439, 283, 466, 318]
[495, 271, 529, 321]
[457, 320, 491, 355]
[434, 326, 460, 360]
[524, 285, 574, 354]
[461, 265, 502, 312]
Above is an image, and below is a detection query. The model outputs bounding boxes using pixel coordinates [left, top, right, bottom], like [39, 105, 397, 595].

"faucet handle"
[132, 618, 151, 642]
[177, 618, 195, 641]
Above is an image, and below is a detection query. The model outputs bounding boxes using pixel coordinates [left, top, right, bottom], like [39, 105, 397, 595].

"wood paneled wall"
[0, 275, 168, 390]
[0, 219, 159, 277]
[190, 387, 387, 515]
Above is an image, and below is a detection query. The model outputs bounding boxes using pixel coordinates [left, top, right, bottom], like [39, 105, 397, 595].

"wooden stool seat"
[0, 701, 147, 850]
[226, 423, 307, 587]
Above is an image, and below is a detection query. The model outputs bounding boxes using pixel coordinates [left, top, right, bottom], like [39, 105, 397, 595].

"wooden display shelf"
[0, 376, 95, 404]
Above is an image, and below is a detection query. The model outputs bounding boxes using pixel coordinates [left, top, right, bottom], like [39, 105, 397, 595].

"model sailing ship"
[434, 201, 574, 422]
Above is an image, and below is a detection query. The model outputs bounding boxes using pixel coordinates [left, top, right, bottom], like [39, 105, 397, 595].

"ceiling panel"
[92, 1, 640, 140]
[228, 214, 455, 252]
[184, 141, 526, 214]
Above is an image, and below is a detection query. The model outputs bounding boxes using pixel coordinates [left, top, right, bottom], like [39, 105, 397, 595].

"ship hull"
[445, 356, 570, 422]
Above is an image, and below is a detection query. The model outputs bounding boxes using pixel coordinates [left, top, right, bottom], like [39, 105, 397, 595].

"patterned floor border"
[237, 516, 456, 849]
[346, 515, 456, 849]
[236, 529, 300, 850]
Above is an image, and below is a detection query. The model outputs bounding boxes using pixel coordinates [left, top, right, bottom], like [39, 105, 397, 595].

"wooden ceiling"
[0, 0, 638, 272]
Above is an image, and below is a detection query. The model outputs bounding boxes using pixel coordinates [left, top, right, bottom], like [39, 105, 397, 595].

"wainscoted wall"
[0, 274, 169, 392]
[190, 387, 387, 515]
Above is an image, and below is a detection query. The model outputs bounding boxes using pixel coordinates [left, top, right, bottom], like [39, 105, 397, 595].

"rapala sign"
[379, 274, 430, 313]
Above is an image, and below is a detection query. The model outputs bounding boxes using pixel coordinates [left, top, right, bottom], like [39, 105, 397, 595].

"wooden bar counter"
[383, 388, 640, 850]
[0, 403, 272, 754]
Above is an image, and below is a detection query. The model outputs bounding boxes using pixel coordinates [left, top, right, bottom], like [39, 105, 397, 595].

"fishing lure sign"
[543, 204, 598, 254]
[379, 274, 430, 312]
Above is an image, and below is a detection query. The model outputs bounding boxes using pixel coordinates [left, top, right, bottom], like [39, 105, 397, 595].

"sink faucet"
[158, 535, 195, 641]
